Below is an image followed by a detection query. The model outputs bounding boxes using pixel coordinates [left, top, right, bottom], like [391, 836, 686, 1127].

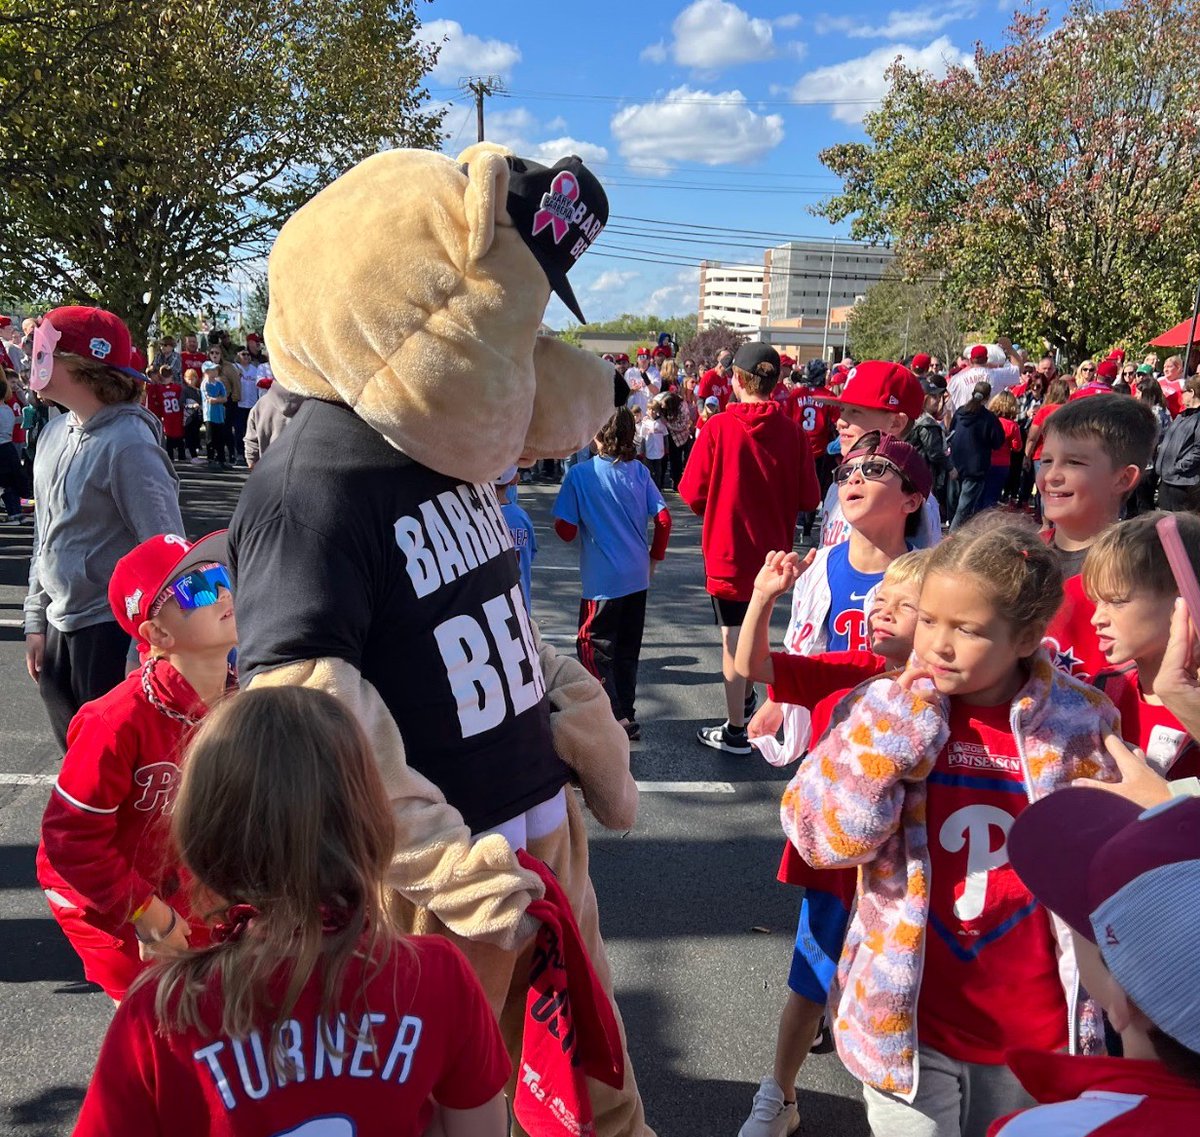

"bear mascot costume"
[227, 143, 653, 1136]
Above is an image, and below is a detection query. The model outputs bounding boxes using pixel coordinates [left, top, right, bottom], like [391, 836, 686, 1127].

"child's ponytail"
[926, 514, 1063, 641]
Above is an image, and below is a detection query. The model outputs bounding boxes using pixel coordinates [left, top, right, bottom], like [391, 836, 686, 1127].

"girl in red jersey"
[73, 685, 509, 1137]
[784, 517, 1119, 1137]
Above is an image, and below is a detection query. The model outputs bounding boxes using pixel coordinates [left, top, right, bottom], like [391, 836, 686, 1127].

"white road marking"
[635, 780, 736, 793]
[0, 618, 23, 628]
[0, 772, 55, 785]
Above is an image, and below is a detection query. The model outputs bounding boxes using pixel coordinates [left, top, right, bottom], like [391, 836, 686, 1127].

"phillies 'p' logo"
[133, 762, 181, 814]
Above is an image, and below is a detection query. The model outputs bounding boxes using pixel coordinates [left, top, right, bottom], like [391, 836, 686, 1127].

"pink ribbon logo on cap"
[531, 170, 580, 245]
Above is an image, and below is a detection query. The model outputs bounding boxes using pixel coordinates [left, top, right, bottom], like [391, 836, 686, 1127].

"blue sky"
[416, 0, 1071, 329]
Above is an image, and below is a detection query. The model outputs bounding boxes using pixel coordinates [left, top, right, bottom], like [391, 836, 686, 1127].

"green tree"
[243, 276, 269, 337]
[0, 0, 443, 342]
[816, 0, 1200, 362]
[559, 312, 698, 351]
[847, 276, 971, 365]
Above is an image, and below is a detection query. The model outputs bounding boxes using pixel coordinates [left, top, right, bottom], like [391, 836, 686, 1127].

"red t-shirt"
[1159, 379, 1185, 417]
[786, 385, 837, 450]
[698, 368, 733, 410]
[8, 396, 25, 444]
[992, 417, 1021, 466]
[1043, 573, 1105, 685]
[73, 935, 510, 1137]
[180, 350, 208, 379]
[1094, 666, 1200, 781]
[145, 381, 185, 439]
[917, 700, 1068, 1065]
[771, 650, 888, 903]
[1029, 402, 1062, 459]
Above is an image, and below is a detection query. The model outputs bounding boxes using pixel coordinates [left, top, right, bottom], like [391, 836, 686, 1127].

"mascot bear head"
[262, 142, 621, 483]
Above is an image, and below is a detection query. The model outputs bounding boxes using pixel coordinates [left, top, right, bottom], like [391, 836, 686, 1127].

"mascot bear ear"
[457, 143, 515, 264]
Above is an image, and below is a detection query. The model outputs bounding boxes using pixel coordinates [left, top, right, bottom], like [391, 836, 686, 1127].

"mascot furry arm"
[234, 143, 636, 951]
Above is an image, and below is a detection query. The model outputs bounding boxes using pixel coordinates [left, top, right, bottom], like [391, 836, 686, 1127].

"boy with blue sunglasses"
[36, 531, 237, 1000]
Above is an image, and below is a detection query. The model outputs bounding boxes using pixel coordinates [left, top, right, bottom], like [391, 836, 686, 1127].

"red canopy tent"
[1149, 316, 1200, 347]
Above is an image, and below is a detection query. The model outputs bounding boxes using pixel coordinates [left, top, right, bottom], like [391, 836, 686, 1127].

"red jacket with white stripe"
[989, 1049, 1200, 1135]
[36, 662, 209, 932]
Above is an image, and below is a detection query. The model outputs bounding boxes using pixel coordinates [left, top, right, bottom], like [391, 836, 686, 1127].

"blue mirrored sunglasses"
[151, 564, 231, 615]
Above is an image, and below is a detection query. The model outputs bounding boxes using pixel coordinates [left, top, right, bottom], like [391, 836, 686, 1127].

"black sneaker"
[744, 685, 758, 720]
[621, 721, 641, 741]
[697, 723, 752, 755]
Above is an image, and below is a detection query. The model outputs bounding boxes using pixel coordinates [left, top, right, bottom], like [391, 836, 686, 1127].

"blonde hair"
[988, 391, 1018, 419]
[924, 515, 1063, 638]
[659, 359, 678, 386]
[1082, 511, 1200, 602]
[883, 548, 932, 589]
[147, 687, 402, 1067]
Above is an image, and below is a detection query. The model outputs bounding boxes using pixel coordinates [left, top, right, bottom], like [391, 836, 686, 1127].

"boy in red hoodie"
[36, 531, 236, 1000]
[680, 342, 819, 754]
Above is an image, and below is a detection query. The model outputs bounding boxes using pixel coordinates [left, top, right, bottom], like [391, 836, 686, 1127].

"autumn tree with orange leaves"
[817, 0, 1200, 362]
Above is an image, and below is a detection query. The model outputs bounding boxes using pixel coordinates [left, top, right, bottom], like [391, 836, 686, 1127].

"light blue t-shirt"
[500, 499, 537, 613]
[202, 378, 226, 424]
[824, 542, 885, 653]
[553, 456, 666, 600]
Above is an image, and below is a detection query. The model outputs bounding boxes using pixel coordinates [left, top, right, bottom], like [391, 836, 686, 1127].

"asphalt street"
[0, 461, 868, 1137]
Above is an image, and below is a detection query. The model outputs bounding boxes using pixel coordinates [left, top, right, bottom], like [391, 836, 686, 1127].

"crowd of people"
[14, 303, 1200, 1137]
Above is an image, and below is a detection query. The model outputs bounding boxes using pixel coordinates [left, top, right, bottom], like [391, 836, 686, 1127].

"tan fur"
[263, 145, 616, 484]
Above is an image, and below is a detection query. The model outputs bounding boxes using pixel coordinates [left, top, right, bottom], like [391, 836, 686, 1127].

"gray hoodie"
[24, 404, 183, 634]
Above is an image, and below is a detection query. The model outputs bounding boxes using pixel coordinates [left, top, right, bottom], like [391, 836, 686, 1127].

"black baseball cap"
[506, 155, 608, 324]
[733, 341, 780, 373]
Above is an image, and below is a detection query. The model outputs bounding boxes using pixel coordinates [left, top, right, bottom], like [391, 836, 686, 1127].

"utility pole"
[458, 75, 506, 142]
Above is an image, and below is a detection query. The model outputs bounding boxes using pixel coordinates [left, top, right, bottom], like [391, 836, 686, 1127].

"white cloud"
[645, 0, 793, 71]
[816, 3, 976, 40]
[774, 14, 803, 30]
[526, 136, 610, 165]
[417, 19, 521, 83]
[589, 270, 640, 293]
[483, 110, 610, 166]
[611, 86, 784, 169]
[646, 267, 702, 316]
[791, 36, 974, 123]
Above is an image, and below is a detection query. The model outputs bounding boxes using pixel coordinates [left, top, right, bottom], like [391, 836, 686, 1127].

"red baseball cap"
[779, 354, 796, 368]
[811, 360, 924, 423]
[246, 332, 262, 344]
[1096, 359, 1120, 381]
[969, 344, 988, 364]
[910, 352, 931, 371]
[109, 530, 229, 643]
[636, 347, 650, 357]
[37, 306, 146, 382]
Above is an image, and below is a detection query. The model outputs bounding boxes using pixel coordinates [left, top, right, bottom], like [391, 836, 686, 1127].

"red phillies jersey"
[73, 934, 510, 1137]
[1043, 574, 1105, 685]
[917, 700, 1068, 1064]
[698, 368, 733, 410]
[180, 350, 208, 378]
[145, 381, 185, 438]
[771, 650, 887, 902]
[989, 1050, 1200, 1136]
[36, 662, 210, 931]
[786, 385, 836, 450]
[1094, 666, 1200, 781]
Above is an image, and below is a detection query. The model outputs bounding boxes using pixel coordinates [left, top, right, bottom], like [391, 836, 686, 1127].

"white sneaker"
[738, 1077, 799, 1137]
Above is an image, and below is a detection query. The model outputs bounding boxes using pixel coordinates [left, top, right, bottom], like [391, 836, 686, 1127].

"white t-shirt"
[236, 364, 261, 411]
[638, 417, 667, 460]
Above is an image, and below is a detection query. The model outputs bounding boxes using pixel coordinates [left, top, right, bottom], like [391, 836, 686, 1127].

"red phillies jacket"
[989, 1049, 1200, 1135]
[37, 661, 211, 932]
[679, 400, 819, 601]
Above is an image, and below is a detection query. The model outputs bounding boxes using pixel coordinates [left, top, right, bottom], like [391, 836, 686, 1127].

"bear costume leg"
[396, 790, 653, 1137]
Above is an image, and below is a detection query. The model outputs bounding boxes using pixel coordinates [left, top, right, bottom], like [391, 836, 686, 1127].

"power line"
[604, 177, 830, 195]
[498, 88, 881, 109]
[610, 213, 863, 244]
[591, 159, 838, 182]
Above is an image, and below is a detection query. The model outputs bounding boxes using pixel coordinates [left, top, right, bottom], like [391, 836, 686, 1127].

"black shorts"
[711, 595, 751, 627]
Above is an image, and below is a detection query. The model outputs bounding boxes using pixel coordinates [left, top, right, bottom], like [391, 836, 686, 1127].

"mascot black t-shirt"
[228, 399, 567, 833]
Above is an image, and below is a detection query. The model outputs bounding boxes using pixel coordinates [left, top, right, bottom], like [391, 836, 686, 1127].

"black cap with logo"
[506, 155, 608, 324]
